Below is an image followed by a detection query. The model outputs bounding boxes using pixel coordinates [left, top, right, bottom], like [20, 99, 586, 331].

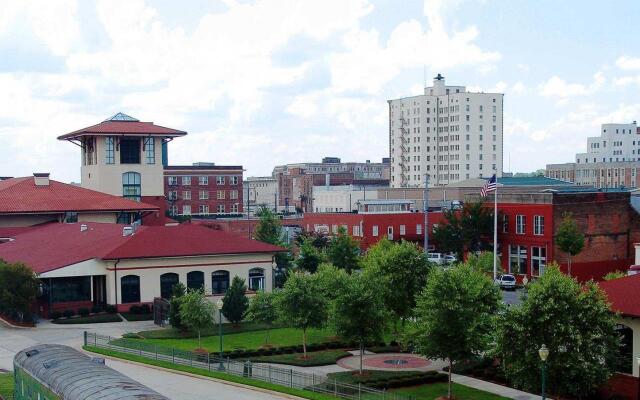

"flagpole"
[493, 174, 498, 281]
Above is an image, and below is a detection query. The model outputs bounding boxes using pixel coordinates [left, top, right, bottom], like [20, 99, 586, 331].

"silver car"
[495, 274, 517, 290]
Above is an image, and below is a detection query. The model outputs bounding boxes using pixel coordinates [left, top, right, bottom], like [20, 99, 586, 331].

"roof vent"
[123, 226, 134, 237]
[80, 224, 88, 232]
[33, 173, 50, 186]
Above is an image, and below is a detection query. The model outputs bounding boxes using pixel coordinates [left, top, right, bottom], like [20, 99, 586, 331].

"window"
[217, 204, 225, 213]
[120, 138, 141, 164]
[183, 205, 191, 215]
[534, 215, 544, 235]
[199, 205, 209, 214]
[249, 268, 265, 291]
[416, 224, 422, 235]
[509, 245, 527, 275]
[217, 190, 225, 199]
[502, 215, 509, 233]
[160, 273, 179, 299]
[352, 225, 360, 236]
[121, 275, 140, 303]
[212, 270, 230, 294]
[182, 176, 191, 185]
[216, 176, 225, 185]
[105, 137, 115, 164]
[144, 137, 155, 164]
[187, 271, 204, 291]
[516, 215, 526, 234]
[183, 190, 191, 200]
[64, 212, 78, 223]
[199, 190, 209, 200]
[531, 246, 546, 276]
[372, 225, 379, 236]
[199, 176, 209, 185]
[231, 176, 239, 185]
[122, 172, 141, 201]
[230, 190, 238, 199]
[400, 225, 406, 235]
[50, 276, 90, 303]
[168, 191, 177, 200]
[615, 324, 634, 374]
[168, 176, 177, 185]
[231, 203, 239, 213]
[169, 205, 177, 216]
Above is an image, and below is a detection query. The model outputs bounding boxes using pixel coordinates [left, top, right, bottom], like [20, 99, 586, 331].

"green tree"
[178, 289, 215, 349]
[496, 264, 619, 398]
[414, 264, 502, 399]
[0, 260, 38, 322]
[294, 231, 330, 250]
[295, 238, 324, 273]
[432, 201, 493, 257]
[603, 270, 626, 280]
[465, 251, 502, 276]
[221, 276, 249, 326]
[275, 272, 328, 358]
[555, 212, 585, 276]
[314, 263, 350, 300]
[254, 205, 292, 286]
[332, 274, 386, 374]
[246, 291, 278, 344]
[361, 239, 431, 329]
[326, 227, 360, 272]
[169, 282, 186, 330]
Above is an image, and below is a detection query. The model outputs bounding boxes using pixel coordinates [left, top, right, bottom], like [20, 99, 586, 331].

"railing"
[84, 332, 414, 400]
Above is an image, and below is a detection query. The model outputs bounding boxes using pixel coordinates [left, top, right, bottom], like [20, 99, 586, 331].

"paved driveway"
[0, 320, 289, 400]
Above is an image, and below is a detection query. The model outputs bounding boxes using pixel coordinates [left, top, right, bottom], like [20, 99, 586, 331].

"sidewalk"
[452, 373, 543, 400]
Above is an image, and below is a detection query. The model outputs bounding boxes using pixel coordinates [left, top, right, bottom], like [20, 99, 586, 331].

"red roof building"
[0, 174, 159, 227]
[57, 113, 186, 140]
[0, 222, 283, 317]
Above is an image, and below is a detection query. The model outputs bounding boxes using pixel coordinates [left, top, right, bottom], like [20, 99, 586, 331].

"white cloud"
[615, 55, 640, 71]
[511, 81, 526, 94]
[538, 72, 605, 105]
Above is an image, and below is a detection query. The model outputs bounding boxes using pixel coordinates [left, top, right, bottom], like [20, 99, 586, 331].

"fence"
[84, 332, 414, 400]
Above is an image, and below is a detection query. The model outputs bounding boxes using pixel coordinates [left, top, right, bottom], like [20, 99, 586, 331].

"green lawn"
[248, 349, 351, 366]
[84, 346, 336, 400]
[393, 382, 510, 400]
[0, 373, 14, 400]
[135, 322, 283, 339]
[123, 327, 337, 353]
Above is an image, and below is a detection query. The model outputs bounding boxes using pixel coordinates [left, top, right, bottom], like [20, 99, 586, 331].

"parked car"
[443, 253, 458, 264]
[495, 274, 517, 290]
[428, 253, 445, 265]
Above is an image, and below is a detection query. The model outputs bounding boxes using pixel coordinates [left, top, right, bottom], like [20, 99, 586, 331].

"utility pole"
[423, 174, 430, 255]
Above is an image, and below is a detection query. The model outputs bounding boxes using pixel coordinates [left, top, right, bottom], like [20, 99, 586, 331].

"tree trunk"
[198, 330, 201, 349]
[302, 328, 307, 358]
[265, 326, 270, 344]
[359, 342, 364, 375]
[448, 358, 452, 399]
[568, 253, 572, 277]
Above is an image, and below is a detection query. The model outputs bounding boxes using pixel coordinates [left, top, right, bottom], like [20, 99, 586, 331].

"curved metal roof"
[14, 344, 169, 400]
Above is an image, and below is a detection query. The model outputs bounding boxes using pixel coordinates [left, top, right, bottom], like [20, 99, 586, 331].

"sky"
[1, 0, 640, 182]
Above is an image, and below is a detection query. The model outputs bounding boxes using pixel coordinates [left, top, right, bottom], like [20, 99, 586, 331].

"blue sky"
[1, 0, 639, 182]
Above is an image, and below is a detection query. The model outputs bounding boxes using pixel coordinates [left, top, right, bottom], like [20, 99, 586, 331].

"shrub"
[139, 304, 151, 314]
[105, 305, 117, 314]
[50, 311, 62, 320]
[91, 304, 104, 314]
[122, 332, 141, 339]
[62, 309, 74, 319]
[129, 305, 141, 314]
[78, 308, 90, 317]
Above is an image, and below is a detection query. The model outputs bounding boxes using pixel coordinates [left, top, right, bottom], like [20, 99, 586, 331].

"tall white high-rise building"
[575, 122, 639, 164]
[388, 74, 504, 188]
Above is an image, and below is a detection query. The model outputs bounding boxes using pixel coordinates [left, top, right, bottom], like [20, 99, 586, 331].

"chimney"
[80, 224, 88, 232]
[33, 173, 50, 186]
[123, 226, 134, 237]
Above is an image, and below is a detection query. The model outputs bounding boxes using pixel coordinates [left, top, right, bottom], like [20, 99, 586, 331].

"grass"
[135, 322, 282, 339]
[51, 313, 122, 324]
[248, 349, 351, 366]
[83, 346, 337, 400]
[0, 373, 14, 400]
[122, 327, 337, 353]
[120, 313, 153, 322]
[392, 382, 510, 400]
[328, 370, 437, 384]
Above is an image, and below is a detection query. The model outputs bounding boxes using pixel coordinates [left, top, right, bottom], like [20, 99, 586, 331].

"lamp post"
[216, 298, 225, 371]
[539, 344, 550, 400]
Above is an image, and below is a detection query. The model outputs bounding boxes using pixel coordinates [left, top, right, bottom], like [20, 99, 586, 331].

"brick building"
[164, 163, 244, 217]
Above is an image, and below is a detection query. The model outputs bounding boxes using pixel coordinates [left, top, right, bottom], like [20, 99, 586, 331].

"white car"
[495, 274, 517, 290]
[428, 252, 445, 265]
[443, 254, 458, 264]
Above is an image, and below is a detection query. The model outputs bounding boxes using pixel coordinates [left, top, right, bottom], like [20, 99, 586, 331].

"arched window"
[187, 271, 204, 291]
[211, 270, 229, 294]
[122, 172, 141, 201]
[160, 273, 179, 299]
[121, 275, 140, 303]
[615, 324, 634, 374]
[249, 268, 265, 291]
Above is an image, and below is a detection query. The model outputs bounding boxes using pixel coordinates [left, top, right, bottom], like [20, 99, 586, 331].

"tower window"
[120, 138, 141, 164]
[122, 172, 141, 201]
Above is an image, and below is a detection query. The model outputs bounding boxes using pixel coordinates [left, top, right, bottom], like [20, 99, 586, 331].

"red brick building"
[164, 163, 244, 217]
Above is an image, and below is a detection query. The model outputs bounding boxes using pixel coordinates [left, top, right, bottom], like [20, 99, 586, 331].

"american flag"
[481, 174, 497, 197]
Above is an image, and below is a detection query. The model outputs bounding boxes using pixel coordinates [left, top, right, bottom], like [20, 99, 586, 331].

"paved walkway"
[452, 373, 543, 400]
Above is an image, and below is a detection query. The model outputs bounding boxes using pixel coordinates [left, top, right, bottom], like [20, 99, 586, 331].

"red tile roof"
[0, 177, 159, 214]
[599, 274, 640, 318]
[0, 223, 284, 274]
[58, 121, 186, 140]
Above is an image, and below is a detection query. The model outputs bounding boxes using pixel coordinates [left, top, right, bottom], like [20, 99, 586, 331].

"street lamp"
[539, 344, 550, 400]
[216, 298, 225, 371]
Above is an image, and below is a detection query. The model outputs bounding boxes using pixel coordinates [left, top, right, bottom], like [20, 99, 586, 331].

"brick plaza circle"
[338, 354, 431, 370]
